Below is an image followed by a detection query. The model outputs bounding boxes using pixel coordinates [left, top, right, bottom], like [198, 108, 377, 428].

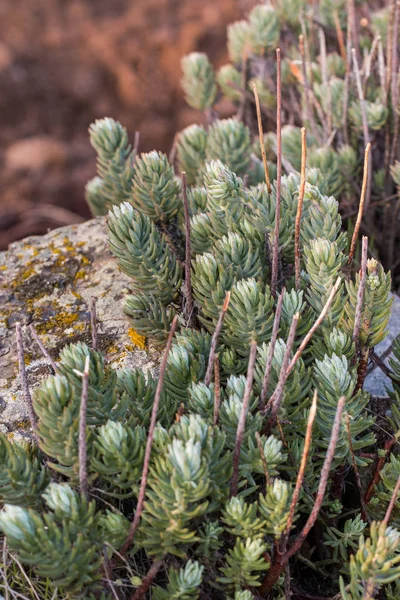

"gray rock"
[0, 217, 158, 440]
[364, 293, 400, 397]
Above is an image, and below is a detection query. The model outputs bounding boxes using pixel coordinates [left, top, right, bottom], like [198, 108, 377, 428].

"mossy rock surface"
[0, 217, 157, 441]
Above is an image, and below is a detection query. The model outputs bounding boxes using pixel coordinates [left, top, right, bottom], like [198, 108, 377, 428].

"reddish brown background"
[0, 0, 253, 248]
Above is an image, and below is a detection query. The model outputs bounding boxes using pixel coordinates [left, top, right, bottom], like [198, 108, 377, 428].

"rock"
[0, 217, 158, 440]
[364, 294, 400, 397]
[5, 137, 68, 171]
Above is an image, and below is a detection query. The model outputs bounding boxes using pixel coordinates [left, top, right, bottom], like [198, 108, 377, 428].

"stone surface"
[364, 294, 400, 397]
[0, 217, 158, 441]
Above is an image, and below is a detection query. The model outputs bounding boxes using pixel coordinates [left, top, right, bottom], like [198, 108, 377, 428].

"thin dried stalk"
[260, 396, 346, 594]
[352, 48, 371, 209]
[390, 71, 400, 166]
[121, 316, 178, 555]
[352, 236, 368, 357]
[265, 313, 299, 430]
[299, 34, 322, 145]
[131, 560, 164, 600]
[383, 475, 400, 526]
[386, 0, 396, 95]
[259, 290, 284, 411]
[78, 355, 90, 498]
[181, 172, 194, 327]
[295, 128, 307, 290]
[345, 412, 371, 524]
[281, 391, 317, 549]
[348, 145, 371, 266]
[271, 48, 282, 298]
[168, 131, 179, 168]
[255, 431, 271, 487]
[284, 277, 342, 379]
[230, 340, 258, 497]
[319, 28, 332, 138]
[285, 395, 346, 560]
[347, 0, 359, 61]
[90, 297, 98, 351]
[342, 7, 352, 145]
[390, 3, 400, 113]
[29, 324, 58, 372]
[213, 355, 221, 426]
[252, 81, 271, 193]
[333, 10, 346, 61]
[204, 292, 231, 386]
[15, 324, 38, 440]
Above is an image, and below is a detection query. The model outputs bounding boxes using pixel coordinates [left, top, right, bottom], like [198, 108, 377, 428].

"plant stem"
[213, 355, 221, 426]
[120, 316, 178, 555]
[383, 475, 400, 526]
[29, 324, 58, 372]
[284, 277, 342, 379]
[295, 128, 307, 290]
[281, 391, 317, 550]
[345, 412, 371, 523]
[78, 355, 90, 498]
[204, 292, 231, 386]
[230, 340, 258, 497]
[15, 323, 38, 441]
[252, 81, 271, 193]
[348, 146, 371, 267]
[131, 560, 164, 600]
[90, 297, 98, 351]
[271, 48, 282, 298]
[352, 48, 371, 210]
[265, 313, 299, 431]
[260, 396, 346, 594]
[181, 172, 195, 327]
[259, 290, 284, 411]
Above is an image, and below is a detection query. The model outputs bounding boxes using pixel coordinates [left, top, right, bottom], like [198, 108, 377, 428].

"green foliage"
[3, 1, 399, 599]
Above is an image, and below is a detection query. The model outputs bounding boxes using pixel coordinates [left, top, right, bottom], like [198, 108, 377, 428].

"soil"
[0, 0, 253, 249]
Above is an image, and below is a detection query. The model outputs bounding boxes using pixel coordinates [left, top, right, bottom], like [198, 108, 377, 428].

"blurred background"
[0, 0, 253, 249]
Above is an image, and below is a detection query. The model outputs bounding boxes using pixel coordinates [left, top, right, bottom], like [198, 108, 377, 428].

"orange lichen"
[127, 327, 146, 349]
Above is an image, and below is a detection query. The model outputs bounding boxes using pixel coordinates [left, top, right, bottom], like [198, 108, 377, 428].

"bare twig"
[271, 48, 282, 298]
[252, 81, 271, 193]
[181, 172, 195, 327]
[90, 297, 98, 351]
[131, 560, 164, 600]
[29, 324, 58, 372]
[15, 324, 38, 441]
[284, 278, 342, 379]
[259, 290, 284, 411]
[390, 69, 400, 167]
[281, 391, 317, 549]
[120, 316, 178, 555]
[333, 10, 346, 62]
[78, 355, 90, 498]
[365, 437, 397, 504]
[295, 128, 307, 290]
[348, 144, 371, 266]
[255, 431, 271, 487]
[347, 0, 359, 62]
[285, 395, 346, 560]
[319, 28, 332, 138]
[168, 131, 179, 168]
[299, 35, 321, 144]
[345, 412, 371, 524]
[213, 355, 221, 426]
[352, 48, 371, 209]
[386, 0, 396, 96]
[383, 475, 400, 526]
[342, 7, 352, 145]
[264, 313, 299, 431]
[204, 292, 231, 386]
[259, 396, 346, 594]
[352, 236, 368, 357]
[230, 340, 258, 497]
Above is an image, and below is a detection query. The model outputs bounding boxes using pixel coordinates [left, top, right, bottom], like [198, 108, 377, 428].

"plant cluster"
[1, 1, 400, 600]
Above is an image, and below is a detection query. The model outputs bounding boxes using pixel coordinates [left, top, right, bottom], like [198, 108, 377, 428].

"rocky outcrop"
[0, 217, 157, 441]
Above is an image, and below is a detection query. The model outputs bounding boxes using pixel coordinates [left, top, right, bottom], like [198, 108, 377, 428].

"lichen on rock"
[0, 217, 156, 441]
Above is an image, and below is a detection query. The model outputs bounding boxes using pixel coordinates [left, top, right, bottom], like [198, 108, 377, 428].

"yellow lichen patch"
[74, 270, 87, 281]
[127, 327, 146, 349]
[7, 432, 14, 440]
[0, 265, 7, 271]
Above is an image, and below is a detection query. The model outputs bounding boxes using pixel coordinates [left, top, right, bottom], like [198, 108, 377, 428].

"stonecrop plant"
[1, 1, 400, 599]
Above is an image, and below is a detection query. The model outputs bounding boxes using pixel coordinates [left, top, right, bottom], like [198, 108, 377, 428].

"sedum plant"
[1, 2, 400, 600]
